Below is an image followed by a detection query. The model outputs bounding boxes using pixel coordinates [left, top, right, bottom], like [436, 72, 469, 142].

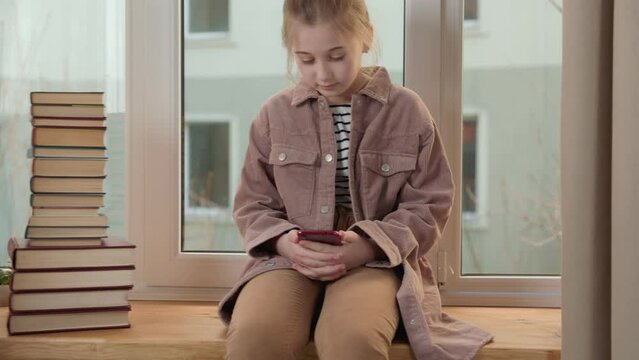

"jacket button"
[320, 206, 330, 214]
[409, 318, 418, 325]
[278, 153, 287, 161]
[324, 154, 333, 163]
[381, 163, 391, 172]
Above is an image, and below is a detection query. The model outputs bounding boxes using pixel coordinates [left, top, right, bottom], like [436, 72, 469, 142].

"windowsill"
[0, 301, 561, 359]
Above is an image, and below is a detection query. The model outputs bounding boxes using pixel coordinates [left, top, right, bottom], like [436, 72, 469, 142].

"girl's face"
[292, 21, 367, 104]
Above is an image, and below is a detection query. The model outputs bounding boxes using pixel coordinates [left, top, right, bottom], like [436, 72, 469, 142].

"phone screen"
[298, 230, 342, 246]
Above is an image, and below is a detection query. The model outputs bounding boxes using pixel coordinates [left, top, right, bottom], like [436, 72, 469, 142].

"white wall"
[464, 0, 562, 68]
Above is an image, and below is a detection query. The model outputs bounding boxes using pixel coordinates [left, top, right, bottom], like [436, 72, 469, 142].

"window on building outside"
[186, 0, 229, 39]
[462, 115, 478, 214]
[464, 0, 478, 22]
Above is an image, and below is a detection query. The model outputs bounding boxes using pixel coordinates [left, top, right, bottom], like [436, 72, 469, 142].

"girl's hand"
[274, 229, 346, 281]
[297, 230, 385, 274]
[337, 230, 383, 269]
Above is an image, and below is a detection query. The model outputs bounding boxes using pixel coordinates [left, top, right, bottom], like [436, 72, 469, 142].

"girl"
[219, 1, 493, 359]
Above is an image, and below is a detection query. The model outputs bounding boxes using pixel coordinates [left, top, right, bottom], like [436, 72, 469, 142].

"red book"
[8, 306, 131, 335]
[9, 237, 135, 271]
[9, 236, 135, 293]
[10, 287, 132, 314]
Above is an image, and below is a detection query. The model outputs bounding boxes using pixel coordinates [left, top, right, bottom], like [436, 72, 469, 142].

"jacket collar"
[291, 66, 392, 106]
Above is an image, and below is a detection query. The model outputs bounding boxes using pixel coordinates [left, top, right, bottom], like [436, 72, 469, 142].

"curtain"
[561, 0, 639, 359]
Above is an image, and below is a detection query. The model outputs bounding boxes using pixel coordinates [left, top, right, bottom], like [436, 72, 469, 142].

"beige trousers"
[226, 266, 401, 360]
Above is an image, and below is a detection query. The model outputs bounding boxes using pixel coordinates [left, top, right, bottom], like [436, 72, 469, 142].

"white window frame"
[128, 0, 246, 301]
[128, 0, 560, 305]
[183, 0, 230, 41]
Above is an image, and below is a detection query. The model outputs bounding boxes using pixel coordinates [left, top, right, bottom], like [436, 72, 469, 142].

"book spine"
[10, 285, 133, 298]
[8, 323, 131, 336]
[10, 304, 131, 316]
[13, 265, 135, 274]
[32, 125, 107, 130]
[32, 116, 107, 120]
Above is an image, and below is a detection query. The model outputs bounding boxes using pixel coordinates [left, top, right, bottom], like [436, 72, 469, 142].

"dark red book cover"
[7, 306, 132, 336]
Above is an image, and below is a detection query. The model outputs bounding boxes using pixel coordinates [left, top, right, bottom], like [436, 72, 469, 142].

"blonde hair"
[282, 0, 376, 77]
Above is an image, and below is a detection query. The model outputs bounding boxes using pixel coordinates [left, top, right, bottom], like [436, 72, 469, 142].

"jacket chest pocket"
[269, 144, 319, 220]
[359, 151, 417, 219]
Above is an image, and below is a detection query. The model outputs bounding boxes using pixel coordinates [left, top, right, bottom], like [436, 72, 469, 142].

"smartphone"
[298, 230, 343, 246]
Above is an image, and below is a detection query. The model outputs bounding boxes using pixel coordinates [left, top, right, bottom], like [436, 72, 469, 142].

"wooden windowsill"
[0, 301, 560, 360]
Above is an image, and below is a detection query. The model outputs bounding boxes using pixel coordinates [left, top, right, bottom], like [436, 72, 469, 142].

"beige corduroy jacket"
[219, 67, 493, 360]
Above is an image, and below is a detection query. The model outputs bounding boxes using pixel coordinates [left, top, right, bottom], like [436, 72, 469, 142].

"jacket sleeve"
[233, 109, 299, 258]
[350, 118, 454, 268]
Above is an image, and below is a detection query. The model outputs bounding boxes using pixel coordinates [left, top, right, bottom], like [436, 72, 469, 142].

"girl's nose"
[316, 61, 332, 82]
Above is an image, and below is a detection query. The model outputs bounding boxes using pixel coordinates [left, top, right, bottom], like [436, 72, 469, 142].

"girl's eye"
[330, 56, 345, 61]
[300, 58, 314, 64]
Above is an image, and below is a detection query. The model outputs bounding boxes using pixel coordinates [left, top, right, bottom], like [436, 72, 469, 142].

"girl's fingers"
[288, 244, 340, 269]
[292, 263, 346, 281]
[295, 243, 340, 262]
[298, 240, 342, 253]
[292, 255, 336, 269]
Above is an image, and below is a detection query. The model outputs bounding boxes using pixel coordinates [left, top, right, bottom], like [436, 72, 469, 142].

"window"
[0, 0, 126, 267]
[181, 0, 405, 255]
[433, 0, 561, 306]
[464, 0, 478, 22]
[461, 113, 488, 228]
[185, 122, 230, 212]
[128, 0, 404, 297]
[128, 0, 561, 305]
[183, 115, 242, 252]
[185, 0, 229, 40]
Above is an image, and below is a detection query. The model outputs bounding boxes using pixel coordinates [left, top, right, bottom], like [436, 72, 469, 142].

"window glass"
[461, 0, 562, 275]
[0, 0, 126, 266]
[182, 0, 405, 252]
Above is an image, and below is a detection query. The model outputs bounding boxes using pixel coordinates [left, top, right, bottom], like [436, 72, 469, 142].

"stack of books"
[6, 92, 135, 335]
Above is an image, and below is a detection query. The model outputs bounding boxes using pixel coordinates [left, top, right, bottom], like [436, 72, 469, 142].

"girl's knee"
[226, 317, 307, 360]
[314, 321, 394, 360]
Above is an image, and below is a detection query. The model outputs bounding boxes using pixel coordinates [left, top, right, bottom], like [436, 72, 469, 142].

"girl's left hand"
[296, 230, 384, 277]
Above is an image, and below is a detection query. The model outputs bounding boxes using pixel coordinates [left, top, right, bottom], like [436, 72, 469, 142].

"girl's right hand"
[275, 229, 346, 281]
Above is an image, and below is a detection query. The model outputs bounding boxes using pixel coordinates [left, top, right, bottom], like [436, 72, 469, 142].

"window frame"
[128, 0, 560, 306]
[128, 0, 246, 300]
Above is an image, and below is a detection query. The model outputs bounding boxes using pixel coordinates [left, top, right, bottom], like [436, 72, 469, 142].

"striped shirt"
[330, 104, 352, 208]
